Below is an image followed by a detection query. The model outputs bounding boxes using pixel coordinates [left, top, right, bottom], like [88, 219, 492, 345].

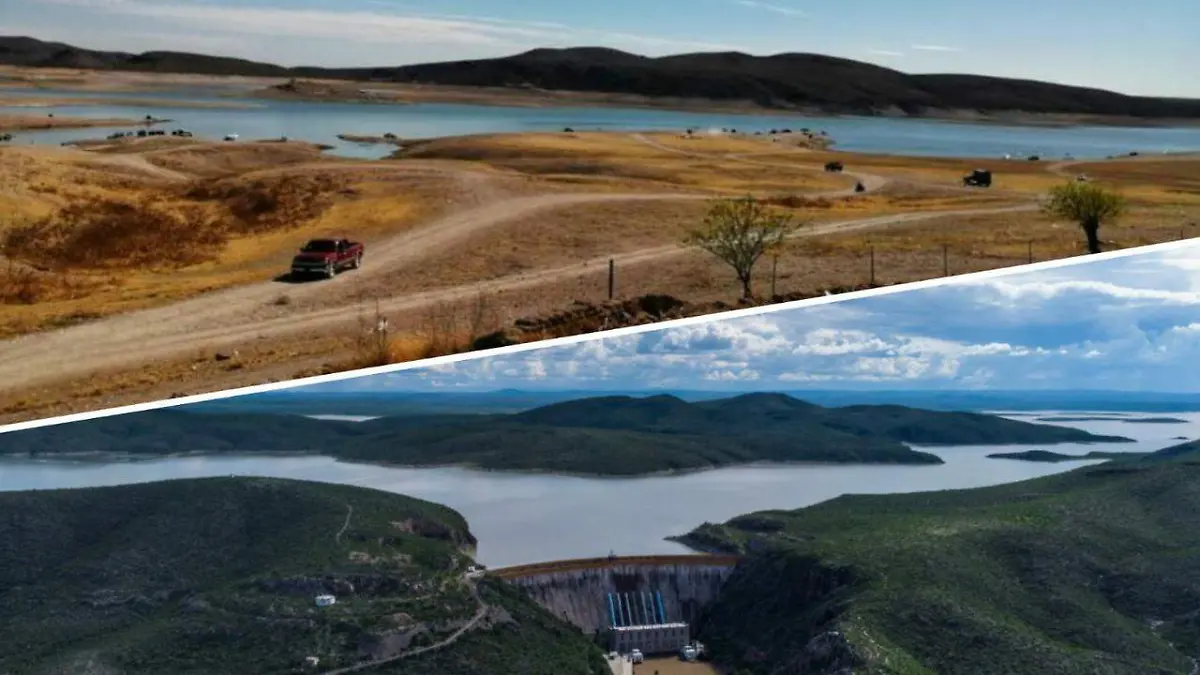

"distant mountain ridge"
[3, 36, 1200, 119]
[0, 393, 1132, 476]
[190, 388, 1200, 418]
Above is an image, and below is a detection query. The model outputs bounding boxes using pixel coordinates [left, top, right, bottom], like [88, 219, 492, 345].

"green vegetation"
[987, 449, 1150, 462]
[0, 394, 1132, 476]
[1036, 416, 1188, 424]
[0, 477, 609, 675]
[678, 439, 1200, 675]
[684, 196, 798, 299]
[1043, 181, 1126, 254]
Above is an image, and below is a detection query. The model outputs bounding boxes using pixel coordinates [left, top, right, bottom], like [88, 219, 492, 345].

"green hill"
[0, 477, 608, 675]
[0, 394, 1132, 475]
[675, 439, 1200, 675]
[986, 449, 1150, 462]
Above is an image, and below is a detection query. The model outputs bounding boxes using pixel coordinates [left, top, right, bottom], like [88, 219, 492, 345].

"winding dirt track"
[320, 574, 488, 675]
[0, 138, 1042, 394]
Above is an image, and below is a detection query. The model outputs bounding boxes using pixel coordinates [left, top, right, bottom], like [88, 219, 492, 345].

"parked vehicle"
[962, 169, 993, 188]
[824, 161, 844, 172]
[290, 238, 364, 279]
[630, 649, 644, 664]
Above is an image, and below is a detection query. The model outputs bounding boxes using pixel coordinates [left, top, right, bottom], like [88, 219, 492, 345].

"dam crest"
[493, 554, 741, 654]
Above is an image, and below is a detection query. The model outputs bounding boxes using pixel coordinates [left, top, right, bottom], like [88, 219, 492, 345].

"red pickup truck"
[290, 238, 364, 279]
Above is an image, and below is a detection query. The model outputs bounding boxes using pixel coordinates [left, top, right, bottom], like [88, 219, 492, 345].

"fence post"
[942, 244, 949, 277]
[1027, 240, 1033, 264]
[770, 255, 778, 298]
[607, 258, 615, 300]
[869, 246, 876, 286]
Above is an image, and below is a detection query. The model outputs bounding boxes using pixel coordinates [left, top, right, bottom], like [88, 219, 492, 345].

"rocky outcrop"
[498, 287, 884, 343]
[695, 551, 864, 674]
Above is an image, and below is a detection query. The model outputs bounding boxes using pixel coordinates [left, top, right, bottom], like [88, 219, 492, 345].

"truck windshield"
[302, 240, 338, 252]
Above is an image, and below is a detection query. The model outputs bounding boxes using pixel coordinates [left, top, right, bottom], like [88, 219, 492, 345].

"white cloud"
[791, 328, 891, 356]
[867, 49, 904, 57]
[703, 368, 762, 381]
[964, 277, 1200, 310]
[306, 244, 1200, 394]
[733, 0, 807, 18]
[910, 44, 962, 52]
[32, 0, 745, 56]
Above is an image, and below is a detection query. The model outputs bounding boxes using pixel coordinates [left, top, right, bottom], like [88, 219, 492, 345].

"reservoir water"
[1, 411, 1195, 568]
[4, 87, 1200, 161]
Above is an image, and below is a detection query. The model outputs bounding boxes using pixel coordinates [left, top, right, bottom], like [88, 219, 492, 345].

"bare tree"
[1043, 181, 1125, 254]
[685, 195, 798, 299]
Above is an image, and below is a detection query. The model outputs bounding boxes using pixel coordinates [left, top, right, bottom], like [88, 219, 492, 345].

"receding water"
[0, 412, 1194, 568]
[4, 87, 1199, 160]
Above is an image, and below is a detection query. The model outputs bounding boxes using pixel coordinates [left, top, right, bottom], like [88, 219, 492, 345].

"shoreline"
[3, 73, 1200, 130]
[133, 90, 1200, 130]
[0, 93, 261, 110]
[163, 81, 1200, 129]
[0, 113, 171, 133]
[0, 449, 949, 477]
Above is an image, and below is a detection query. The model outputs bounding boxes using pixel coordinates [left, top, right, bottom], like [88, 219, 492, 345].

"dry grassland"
[398, 132, 853, 194]
[0, 128, 1196, 421]
[0, 112, 157, 132]
[0, 142, 470, 336]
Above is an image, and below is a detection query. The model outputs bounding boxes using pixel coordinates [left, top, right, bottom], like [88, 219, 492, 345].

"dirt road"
[320, 574, 488, 674]
[0, 135, 1047, 398]
[629, 132, 892, 194]
[0, 189, 1034, 393]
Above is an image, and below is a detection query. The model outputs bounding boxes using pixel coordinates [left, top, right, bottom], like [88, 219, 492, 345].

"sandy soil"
[0, 113, 167, 132]
[0, 94, 257, 109]
[0, 128, 1194, 423]
[634, 659, 724, 675]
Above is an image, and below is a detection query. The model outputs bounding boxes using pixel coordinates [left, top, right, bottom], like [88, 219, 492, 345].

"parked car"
[962, 169, 993, 188]
[290, 238, 364, 279]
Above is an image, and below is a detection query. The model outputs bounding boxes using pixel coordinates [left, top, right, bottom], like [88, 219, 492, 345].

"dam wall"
[496, 555, 740, 634]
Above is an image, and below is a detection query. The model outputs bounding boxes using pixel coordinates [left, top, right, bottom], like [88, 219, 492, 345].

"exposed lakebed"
[3, 87, 1200, 160]
[1, 411, 1195, 567]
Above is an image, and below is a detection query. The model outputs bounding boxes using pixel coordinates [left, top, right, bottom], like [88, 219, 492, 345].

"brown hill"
[3, 36, 1200, 119]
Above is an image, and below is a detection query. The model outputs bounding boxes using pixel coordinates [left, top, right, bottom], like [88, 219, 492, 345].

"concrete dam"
[493, 554, 740, 643]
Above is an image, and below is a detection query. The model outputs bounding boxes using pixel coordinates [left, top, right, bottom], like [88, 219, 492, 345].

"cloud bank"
[311, 244, 1200, 393]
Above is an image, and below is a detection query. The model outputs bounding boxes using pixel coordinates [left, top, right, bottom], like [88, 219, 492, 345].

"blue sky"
[12, 0, 1198, 97]
[303, 243, 1200, 393]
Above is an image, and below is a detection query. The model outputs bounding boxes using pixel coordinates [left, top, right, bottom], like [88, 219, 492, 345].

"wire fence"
[542, 233, 1199, 307]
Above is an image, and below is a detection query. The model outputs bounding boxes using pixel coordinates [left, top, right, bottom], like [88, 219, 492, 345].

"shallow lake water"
[0, 412, 1194, 568]
[5, 87, 1199, 160]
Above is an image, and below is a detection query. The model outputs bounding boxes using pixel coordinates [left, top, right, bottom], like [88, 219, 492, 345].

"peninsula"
[0, 393, 1132, 475]
[674, 438, 1200, 674]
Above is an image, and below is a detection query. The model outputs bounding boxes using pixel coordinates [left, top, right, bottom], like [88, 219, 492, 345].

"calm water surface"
[0, 412, 1194, 567]
[5, 87, 1199, 160]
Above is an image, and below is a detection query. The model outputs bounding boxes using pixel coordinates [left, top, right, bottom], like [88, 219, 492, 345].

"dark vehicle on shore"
[962, 169, 993, 188]
[290, 238, 364, 279]
[824, 161, 844, 172]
